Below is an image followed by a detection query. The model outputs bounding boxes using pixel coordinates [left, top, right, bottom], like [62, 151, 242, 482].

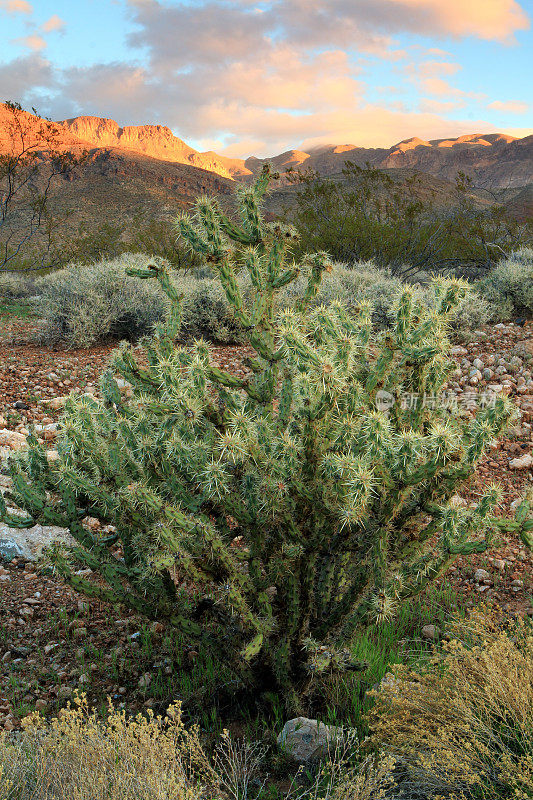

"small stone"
[138, 673, 151, 689]
[474, 568, 492, 584]
[57, 685, 73, 700]
[509, 453, 533, 470]
[421, 624, 438, 641]
[35, 699, 48, 712]
[0, 429, 27, 450]
[46, 396, 68, 411]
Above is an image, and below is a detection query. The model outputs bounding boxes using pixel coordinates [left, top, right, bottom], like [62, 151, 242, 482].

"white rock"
[277, 717, 343, 762]
[509, 453, 533, 470]
[0, 429, 27, 451]
[0, 523, 73, 561]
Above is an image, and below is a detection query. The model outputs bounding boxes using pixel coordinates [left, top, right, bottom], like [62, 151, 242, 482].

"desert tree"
[0, 101, 84, 271]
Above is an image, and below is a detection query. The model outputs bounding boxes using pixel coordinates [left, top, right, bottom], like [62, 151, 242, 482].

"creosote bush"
[2, 166, 532, 714]
[368, 608, 533, 800]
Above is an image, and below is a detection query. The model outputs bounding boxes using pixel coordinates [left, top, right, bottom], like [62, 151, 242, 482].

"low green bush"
[0, 272, 37, 299]
[477, 247, 533, 320]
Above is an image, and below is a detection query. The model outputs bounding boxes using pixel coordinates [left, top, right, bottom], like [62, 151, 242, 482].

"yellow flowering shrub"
[368, 608, 533, 799]
[0, 694, 218, 800]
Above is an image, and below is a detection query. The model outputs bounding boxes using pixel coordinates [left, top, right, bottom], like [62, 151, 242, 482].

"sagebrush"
[34, 255, 494, 348]
[2, 166, 531, 714]
[369, 608, 533, 799]
[35, 254, 169, 347]
[477, 247, 533, 320]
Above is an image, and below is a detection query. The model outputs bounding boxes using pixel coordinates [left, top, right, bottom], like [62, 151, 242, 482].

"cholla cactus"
[2, 165, 531, 711]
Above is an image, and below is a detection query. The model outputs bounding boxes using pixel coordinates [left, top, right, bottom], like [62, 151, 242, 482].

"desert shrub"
[174, 271, 246, 343]
[2, 167, 531, 716]
[287, 163, 531, 277]
[35, 254, 168, 347]
[369, 608, 533, 799]
[0, 272, 37, 299]
[0, 693, 399, 800]
[0, 695, 217, 800]
[477, 248, 533, 320]
[310, 262, 494, 331]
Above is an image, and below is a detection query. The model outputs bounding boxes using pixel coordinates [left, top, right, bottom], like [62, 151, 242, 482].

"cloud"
[0, 0, 32, 13]
[387, 0, 529, 42]
[488, 100, 529, 113]
[0, 54, 55, 100]
[2, 0, 531, 157]
[42, 14, 65, 33]
[13, 33, 47, 51]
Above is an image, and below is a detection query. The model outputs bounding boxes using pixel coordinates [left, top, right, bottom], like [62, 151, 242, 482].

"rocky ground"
[0, 318, 531, 733]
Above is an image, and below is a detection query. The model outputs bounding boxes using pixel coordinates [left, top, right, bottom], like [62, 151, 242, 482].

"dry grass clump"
[0, 694, 218, 800]
[368, 608, 533, 799]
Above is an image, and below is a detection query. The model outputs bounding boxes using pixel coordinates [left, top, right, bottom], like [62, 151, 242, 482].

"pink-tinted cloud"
[488, 100, 529, 113]
[0, 0, 32, 13]
[390, 0, 529, 42]
[42, 14, 65, 33]
[2, 0, 530, 158]
[13, 33, 47, 51]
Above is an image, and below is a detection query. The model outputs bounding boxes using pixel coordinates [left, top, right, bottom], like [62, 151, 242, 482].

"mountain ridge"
[2, 104, 531, 190]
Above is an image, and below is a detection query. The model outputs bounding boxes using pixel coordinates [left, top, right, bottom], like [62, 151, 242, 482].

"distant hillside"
[246, 133, 533, 191]
[0, 102, 531, 270]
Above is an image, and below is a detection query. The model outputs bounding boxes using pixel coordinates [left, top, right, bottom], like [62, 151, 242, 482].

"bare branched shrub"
[369, 608, 533, 799]
[286, 731, 396, 800]
[213, 729, 268, 800]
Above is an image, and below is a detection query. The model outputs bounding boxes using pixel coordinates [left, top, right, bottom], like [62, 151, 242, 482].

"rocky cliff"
[61, 116, 251, 180]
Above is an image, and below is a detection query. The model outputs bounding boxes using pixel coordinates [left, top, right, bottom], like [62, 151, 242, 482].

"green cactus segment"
[3, 164, 530, 711]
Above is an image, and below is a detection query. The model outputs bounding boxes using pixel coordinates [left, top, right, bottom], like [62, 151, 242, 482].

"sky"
[0, 0, 532, 157]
